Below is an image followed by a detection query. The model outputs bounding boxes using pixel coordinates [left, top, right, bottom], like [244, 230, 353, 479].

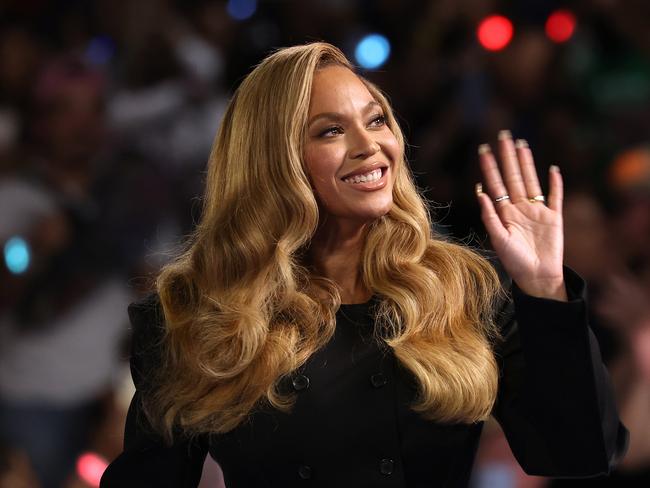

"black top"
[100, 266, 628, 487]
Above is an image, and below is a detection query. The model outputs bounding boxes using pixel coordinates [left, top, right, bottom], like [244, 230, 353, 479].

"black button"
[370, 373, 387, 388]
[298, 464, 312, 479]
[379, 458, 394, 475]
[292, 374, 310, 391]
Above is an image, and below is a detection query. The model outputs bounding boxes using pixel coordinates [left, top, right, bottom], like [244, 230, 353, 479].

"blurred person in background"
[0, 443, 40, 488]
[591, 147, 650, 482]
[0, 56, 134, 488]
[0, 21, 43, 177]
[106, 0, 229, 241]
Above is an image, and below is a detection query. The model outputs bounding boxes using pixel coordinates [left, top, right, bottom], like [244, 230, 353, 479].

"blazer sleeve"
[491, 264, 629, 477]
[100, 293, 208, 488]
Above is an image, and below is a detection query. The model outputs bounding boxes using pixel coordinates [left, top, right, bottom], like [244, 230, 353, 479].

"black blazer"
[101, 266, 628, 487]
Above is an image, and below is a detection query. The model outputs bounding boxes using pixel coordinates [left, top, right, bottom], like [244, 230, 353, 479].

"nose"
[348, 128, 380, 159]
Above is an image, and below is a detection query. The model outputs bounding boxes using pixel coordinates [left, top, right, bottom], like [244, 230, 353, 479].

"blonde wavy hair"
[149, 42, 504, 442]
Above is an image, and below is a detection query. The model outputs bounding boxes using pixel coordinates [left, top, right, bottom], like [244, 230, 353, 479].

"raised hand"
[476, 130, 567, 301]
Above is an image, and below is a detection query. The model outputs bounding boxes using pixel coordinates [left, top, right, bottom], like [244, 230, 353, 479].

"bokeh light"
[77, 452, 108, 487]
[609, 146, 650, 192]
[85, 36, 116, 66]
[4, 236, 30, 274]
[355, 34, 391, 69]
[477, 15, 514, 51]
[227, 0, 257, 21]
[546, 9, 577, 43]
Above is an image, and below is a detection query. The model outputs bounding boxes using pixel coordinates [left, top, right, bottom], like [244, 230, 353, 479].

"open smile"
[340, 166, 389, 191]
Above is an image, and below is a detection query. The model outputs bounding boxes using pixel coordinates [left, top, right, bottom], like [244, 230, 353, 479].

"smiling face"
[303, 65, 400, 225]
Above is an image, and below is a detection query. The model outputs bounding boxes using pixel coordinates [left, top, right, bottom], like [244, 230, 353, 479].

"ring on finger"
[494, 194, 510, 203]
[528, 195, 545, 203]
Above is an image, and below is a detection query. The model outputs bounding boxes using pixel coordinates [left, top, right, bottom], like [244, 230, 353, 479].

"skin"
[304, 65, 399, 303]
[476, 135, 567, 301]
[304, 65, 567, 303]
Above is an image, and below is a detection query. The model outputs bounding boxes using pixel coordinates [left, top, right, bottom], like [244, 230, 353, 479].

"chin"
[357, 203, 393, 221]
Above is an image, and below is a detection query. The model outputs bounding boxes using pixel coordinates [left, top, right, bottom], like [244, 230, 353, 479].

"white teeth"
[343, 168, 383, 184]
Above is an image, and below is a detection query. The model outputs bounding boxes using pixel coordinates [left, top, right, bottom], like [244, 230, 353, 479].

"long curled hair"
[150, 42, 504, 442]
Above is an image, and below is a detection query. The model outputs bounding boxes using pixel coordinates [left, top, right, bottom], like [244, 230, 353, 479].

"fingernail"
[478, 144, 491, 155]
[475, 182, 483, 195]
[550, 164, 560, 173]
[515, 139, 528, 149]
[498, 129, 512, 141]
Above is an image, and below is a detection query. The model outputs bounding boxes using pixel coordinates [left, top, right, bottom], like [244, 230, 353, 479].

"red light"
[77, 452, 108, 487]
[477, 15, 514, 51]
[546, 9, 576, 43]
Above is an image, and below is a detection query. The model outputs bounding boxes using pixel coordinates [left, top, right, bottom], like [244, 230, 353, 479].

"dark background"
[0, 1, 649, 486]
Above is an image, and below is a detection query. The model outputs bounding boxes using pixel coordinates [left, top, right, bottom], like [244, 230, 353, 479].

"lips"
[340, 162, 389, 180]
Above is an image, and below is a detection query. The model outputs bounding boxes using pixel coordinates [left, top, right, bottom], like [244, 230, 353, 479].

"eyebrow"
[307, 100, 383, 127]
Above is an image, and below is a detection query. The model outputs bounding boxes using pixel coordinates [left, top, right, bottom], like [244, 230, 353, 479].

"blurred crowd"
[0, 0, 648, 487]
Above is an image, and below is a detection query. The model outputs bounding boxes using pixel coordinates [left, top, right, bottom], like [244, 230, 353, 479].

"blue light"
[355, 34, 391, 69]
[85, 36, 116, 66]
[4, 236, 30, 274]
[227, 0, 257, 21]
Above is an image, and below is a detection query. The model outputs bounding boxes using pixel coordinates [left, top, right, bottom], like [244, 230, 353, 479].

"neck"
[307, 217, 372, 304]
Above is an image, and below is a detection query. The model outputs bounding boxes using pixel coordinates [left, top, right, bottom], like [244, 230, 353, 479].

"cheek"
[304, 144, 341, 184]
[381, 133, 401, 184]
[303, 147, 339, 205]
[383, 133, 401, 162]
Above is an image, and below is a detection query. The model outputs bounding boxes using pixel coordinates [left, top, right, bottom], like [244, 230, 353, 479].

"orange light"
[609, 147, 650, 191]
[546, 9, 576, 43]
[477, 15, 514, 51]
[77, 452, 108, 487]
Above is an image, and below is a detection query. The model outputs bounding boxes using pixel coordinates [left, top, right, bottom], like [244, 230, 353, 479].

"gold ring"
[494, 195, 510, 203]
[528, 195, 546, 203]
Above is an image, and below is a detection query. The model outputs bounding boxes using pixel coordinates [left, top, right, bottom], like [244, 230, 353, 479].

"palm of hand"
[494, 200, 563, 284]
[476, 132, 565, 299]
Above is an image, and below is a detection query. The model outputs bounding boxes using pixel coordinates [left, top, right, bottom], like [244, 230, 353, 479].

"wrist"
[515, 278, 568, 302]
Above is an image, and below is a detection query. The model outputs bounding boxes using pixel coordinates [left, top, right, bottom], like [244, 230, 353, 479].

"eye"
[369, 114, 386, 127]
[319, 125, 343, 137]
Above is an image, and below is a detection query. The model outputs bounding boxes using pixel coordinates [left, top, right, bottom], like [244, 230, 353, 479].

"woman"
[101, 42, 627, 487]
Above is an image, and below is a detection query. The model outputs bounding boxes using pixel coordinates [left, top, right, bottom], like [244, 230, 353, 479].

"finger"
[475, 183, 509, 243]
[498, 130, 527, 201]
[514, 139, 544, 199]
[547, 165, 563, 213]
[478, 144, 511, 208]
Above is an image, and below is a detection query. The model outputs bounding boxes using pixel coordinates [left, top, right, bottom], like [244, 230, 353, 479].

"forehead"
[309, 65, 376, 113]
